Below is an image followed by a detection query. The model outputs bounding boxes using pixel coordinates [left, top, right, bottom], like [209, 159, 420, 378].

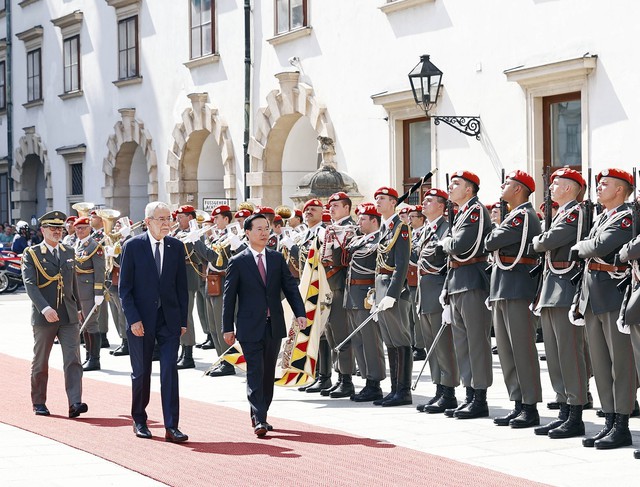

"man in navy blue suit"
[223, 213, 307, 437]
[120, 201, 189, 442]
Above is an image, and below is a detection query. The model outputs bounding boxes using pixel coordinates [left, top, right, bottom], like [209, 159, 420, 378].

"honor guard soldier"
[485, 170, 543, 428]
[319, 192, 358, 398]
[74, 217, 106, 371]
[194, 205, 236, 376]
[531, 168, 589, 438]
[373, 186, 413, 407]
[406, 205, 427, 361]
[62, 216, 77, 246]
[289, 208, 304, 229]
[440, 171, 493, 419]
[280, 199, 330, 392]
[90, 210, 110, 349]
[22, 211, 88, 418]
[345, 203, 386, 402]
[570, 168, 636, 450]
[234, 208, 252, 229]
[173, 204, 204, 369]
[108, 219, 133, 357]
[415, 189, 460, 414]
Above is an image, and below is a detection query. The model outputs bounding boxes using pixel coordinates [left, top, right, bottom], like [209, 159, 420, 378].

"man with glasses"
[22, 211, 88, 418]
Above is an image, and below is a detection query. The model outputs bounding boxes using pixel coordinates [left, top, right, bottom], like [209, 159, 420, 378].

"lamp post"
[408, 54, 481, 140]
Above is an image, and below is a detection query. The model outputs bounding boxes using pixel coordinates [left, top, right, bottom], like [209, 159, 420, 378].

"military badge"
[566, 212, 577, 223]
[470, 211, 479, 223]
[389, 222, 394, 230]
[401, 229, 409, 240]
[511, 217, 522, 227]
[621, 217, 632, 229]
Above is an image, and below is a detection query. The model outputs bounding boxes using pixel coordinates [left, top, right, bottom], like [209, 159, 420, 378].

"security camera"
[289, 56, 300, 66]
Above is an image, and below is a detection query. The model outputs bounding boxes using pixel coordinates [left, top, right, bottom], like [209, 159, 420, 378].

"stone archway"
[11, 126, 53, 221]
[166, 92, 236, 207]
[102, 108, 158, 219]
[247, 71, 335, 206]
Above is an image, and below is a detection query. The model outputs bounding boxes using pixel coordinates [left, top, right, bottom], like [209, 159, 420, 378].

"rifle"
[440, 173, 455, 276]
[569, 167, 595, 285]
[529, 165, 551, 278]
[397, 168, 438, 205]
[499, 168, 508, 222]
[616, 167, 638, 292]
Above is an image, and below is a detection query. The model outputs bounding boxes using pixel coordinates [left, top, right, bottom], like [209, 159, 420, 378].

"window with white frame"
[118, 16, 139, 79]
[275, 0, 307, 35]
[190, 0, 214, 59]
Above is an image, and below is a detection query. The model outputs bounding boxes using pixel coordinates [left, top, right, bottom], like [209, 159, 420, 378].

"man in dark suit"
[22, 211, 88, 418]
[120, 201, 189, 442]
[223, 213, 306, 437]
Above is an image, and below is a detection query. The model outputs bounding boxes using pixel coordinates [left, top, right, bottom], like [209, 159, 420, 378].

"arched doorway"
[280, 116, 318, 207]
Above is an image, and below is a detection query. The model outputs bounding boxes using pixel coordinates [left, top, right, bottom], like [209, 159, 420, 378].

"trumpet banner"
[275, 238, 332, 387]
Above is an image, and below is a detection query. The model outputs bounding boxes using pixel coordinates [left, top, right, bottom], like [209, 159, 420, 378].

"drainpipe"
[243, 0, 251, 200]
[5, 1, 13, 222]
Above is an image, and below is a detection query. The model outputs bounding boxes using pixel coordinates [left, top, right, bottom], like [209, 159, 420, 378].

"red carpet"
[0, 353, 548, 486]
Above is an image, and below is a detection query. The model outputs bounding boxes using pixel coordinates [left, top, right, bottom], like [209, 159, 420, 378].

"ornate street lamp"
[408, 54, 481, 139]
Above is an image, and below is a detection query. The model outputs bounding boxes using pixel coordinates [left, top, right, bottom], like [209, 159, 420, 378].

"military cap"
[452, 170, 480, 187]
[596, 168, 633, 186]
[356, 202, 381, 217]
[234, 209, 252, 219]
[65, 215, 78, 224]
[424, 188, 449, 200]
[398, 206, 411, 215]
[253, 206, 275, 215]
[374, 187, 399, 199]
[176, 205, 196, 214]
[507, 170, 536, 193]
[551, 167, 586, 187]
[39, 211, 67, 227]
[212, 204, 231, 216]
[328, 192, 350, 203]
[409, 205, 424, 213]
[293, 209, 303, 218]
[322, 210, 332, 223]
[303, 199, 323, 212]
[74, 216, 91, 227]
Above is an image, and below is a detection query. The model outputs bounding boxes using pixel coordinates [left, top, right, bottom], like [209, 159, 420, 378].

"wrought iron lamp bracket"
[431, 115, 481, 140]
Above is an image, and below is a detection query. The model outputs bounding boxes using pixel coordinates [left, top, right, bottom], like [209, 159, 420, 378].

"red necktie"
[257, 253, 267, 284]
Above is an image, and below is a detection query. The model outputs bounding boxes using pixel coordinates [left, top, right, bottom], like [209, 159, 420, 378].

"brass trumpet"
[275, 205, 293, 219]
[72, 201, 95, 218]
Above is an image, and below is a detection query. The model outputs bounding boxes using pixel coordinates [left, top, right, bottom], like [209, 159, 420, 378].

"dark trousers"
[127, 309, 181, 428]
[241, 319, 282, 424]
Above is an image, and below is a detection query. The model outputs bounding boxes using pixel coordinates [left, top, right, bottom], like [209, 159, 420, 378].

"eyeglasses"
[149, 217, 171, 223]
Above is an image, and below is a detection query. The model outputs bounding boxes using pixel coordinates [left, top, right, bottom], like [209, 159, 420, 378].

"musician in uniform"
[108, 219, 133, 357]
[440, 171, 493, 419]
[22, 211, 88, 418]
[74, 217, 106, 371]
[407, 205, 427, 361]
[289, 208, 304, 229]
[281, 199, 330, 392]
[194, 205, 236, 377]
[571, 168, 635, 450]
[531, 168, 589, 438]
[90, 210, 110, 349]
[62, 216, 77, 246]
[345, 203, 385, 402]
[415, 189, 460, 414]
[373, 186, 413, 407]
[485, 170, 542, 428]
[173, 205, 203, 369]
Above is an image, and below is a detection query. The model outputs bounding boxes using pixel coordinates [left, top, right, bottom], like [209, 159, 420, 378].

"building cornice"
[16, 26, 44, 43]
[51, 11, 84, 30]
[505, 55, 597, 88]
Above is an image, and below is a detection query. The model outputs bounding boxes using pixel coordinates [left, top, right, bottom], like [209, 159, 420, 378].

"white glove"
[569, 243, 581, 256]
[228, 233, 243, 251]
[280, 235, 295, 250]
[568, 304, 585, 326]
[438, 289, 448, 307]
[184, 231, 200, 244]
[442, 304, 452, 325]
[119, 226, 131, 238]
[370, 306, 379, 321]
[377, 296, 396, 311]
[617, 315, 631, 335]
[529, 302, 541, 317]
[484, 297, 492, 310]
[94, 295, 105, 306]
[105, 246, 116, 258]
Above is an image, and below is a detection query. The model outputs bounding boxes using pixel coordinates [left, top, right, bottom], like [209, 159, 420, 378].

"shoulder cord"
[493, 208, 529, 271]
[376, 224, 411, 271]
[182, 242, 207, 278]
[451, 203, 485, 263]
[591, 210, 631, 279]
[545, 205, 583, 276]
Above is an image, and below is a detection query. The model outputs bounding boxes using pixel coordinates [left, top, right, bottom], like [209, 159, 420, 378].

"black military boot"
[549, 405, 585, 439]
[455, 388, 489, 419]
[412, 347, 426, 361]
[509, 403, 540, 428]
[351, 380, 383, 402]
[177, 346, 196, 369]
[100, 332, 110, 348]
[417, 384, 443, 412]
[445, 387, 474, 417]
[111, 338, 129, 356]
[595, 413, 632, 449]
[535, 403, 568, 436]
[329, 374, 355, 398]
[82, 331, 91, 365]
[196, 333, 213, 349]
[382, 347, 412, 407]
[321, 374, 343, 396]
[494, 401, 522, 426]
[299, 377, 318, 392]
[83, 333, 102, 371]
[306, 340, 332, 393]
[374, 348, 398, 406]
[583, 413, 615, 447]
[425, 386, 458, 413]
[208, 361, 236, 377]
[632, 400, 640, 417]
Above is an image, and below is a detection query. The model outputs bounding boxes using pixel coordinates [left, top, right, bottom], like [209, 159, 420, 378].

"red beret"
[424, 188, 449, 201]
[452, 170, 480, 187]
[410, 205, 423, 213]
[398, 206, 411, 215]
[90, 210, 99, 217]
[212, 205, 231, 216]
[355, 202, 381, 217]
[176, 205, 196, 214]
[171, 211, 178, 220]
[303, 199, 323, 212]
[551, 167, 586, 188]
[596, 168, 633, 186]
[322, 210, 332, 223]
[253, 206, 275, 215]
[507, 170, 535, 193]
[374, 187, 399, 199]
[486, 201, 500, 211]
[65, 216, 77, 224]
[234, 209, 252, 219]
[293, 209, 303, 218]
[328, 192, 350, 203]
[539, 201, 559, 212]
[74, 216, 90, 227]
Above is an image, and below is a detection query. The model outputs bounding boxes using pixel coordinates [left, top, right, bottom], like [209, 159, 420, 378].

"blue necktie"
[155, 242, 161, 276]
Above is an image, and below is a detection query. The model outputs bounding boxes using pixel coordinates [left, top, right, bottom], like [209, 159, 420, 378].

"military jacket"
[322, 216, 356, 291]
[22, 242, 82, 326]
[417, 217, 449, 314]
[74, 237, 105, 302]
[175, 228, 203, 291]
[441, 195, 491, 294]
[375, 214, 410, 301]
[575, 204, 632, 315]
[344, 230, 379, 309]
[194, 232, 231, 273]
[485, 202, 542, 301]
[532, 200, 586, 308]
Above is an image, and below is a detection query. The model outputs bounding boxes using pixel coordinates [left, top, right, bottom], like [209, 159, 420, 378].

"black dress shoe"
[111, 342, 129, 356]
[412, 348, 426, 361]
[254, 423, 268, 437]
[264, 422, 274, 431]
[33, 404, 50, 416]
[165, 427, 189, 443]
[547, 401, 560, 410]
[133, 422, 152, 439]
[68, 402, 88, 418]
[634, 449, 640, 459]
[209, 362, 236, 377]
